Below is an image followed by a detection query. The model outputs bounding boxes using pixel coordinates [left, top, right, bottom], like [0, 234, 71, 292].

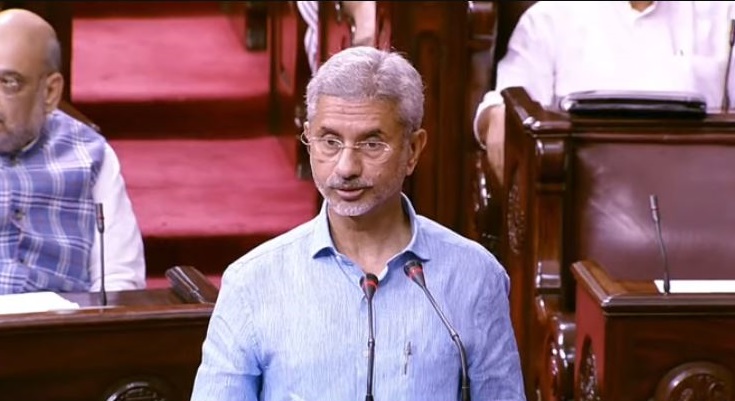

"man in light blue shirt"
[191, 46, 526, 401]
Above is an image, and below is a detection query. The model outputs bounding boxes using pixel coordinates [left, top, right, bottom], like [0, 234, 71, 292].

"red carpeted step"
[72, 8, 268, 137]
[109, 137, 317, 277]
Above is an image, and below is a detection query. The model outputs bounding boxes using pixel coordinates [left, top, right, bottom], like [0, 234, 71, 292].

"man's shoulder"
[415, 216, 508, 294]
[49, 109, 106, 142]
[416, 215, 497, 262]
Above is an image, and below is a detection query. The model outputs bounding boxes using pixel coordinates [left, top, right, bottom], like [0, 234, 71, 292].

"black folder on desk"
[559, 90, 707, 118]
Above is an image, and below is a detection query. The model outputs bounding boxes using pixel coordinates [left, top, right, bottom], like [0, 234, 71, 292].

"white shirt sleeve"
[473, 3, 558, 143]
[89, 143, 146, 291]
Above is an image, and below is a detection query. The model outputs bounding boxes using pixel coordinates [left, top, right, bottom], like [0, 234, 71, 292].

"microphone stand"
[721, 19, 735, 112]
[360, 274, 379, 401]
[418, 285, 470, 401]
[403, 261, 470, 401]
[95, 203, 107, 306]
[649, 195, 671, 295]
[366, 297, 375, 401]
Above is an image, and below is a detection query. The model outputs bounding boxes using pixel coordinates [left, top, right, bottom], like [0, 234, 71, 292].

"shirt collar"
[308, 193, 431, 265]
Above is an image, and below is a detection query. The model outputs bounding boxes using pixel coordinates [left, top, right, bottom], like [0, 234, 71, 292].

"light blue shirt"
[191, 195, 526, 401]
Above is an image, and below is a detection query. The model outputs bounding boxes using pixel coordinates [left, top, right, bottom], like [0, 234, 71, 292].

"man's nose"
[333, 147, 363, 177]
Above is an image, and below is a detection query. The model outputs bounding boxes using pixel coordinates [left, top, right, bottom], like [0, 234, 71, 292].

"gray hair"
[305, 46, 424, 133]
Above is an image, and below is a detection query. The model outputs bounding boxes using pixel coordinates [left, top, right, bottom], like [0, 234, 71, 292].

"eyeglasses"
[300, 132, 393, 163]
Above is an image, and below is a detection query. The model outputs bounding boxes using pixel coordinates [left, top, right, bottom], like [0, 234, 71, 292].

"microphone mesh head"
[402, 259, 421, 274]
[360, 273, 379, 300]
[402, 260, 426, 288]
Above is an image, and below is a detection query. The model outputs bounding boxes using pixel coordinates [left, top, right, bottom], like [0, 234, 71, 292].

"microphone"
[720, 19, 735, 112]
[359, 273, 379, 401]
[648, 195, 671, 295]
[95, 203, 108, 306]
[403, 260, 470, 401]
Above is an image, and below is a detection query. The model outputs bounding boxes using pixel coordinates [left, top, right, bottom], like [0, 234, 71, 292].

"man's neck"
[629, 1, 654, 12]
[328, 195, 412, 275]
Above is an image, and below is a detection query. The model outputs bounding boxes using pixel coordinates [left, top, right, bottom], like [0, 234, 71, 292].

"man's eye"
[323, 138, 343, 148]
[0, 76, 21, 92]
[361, 142, 384, 150]
[1, 77, 17, 86]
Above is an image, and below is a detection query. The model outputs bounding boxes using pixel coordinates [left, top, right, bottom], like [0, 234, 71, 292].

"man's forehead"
[0, 33, 45, 75]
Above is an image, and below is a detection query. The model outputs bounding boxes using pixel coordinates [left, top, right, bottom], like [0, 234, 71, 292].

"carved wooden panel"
[103, 377, 173, 401]
[537, 309, 576, 401]
[655, 362, 734, 401]
[577, 337, 601, 401]
[506, 166, 525, 256]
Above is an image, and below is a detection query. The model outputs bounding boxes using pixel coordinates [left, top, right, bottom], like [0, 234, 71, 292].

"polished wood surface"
[0, 267, 216, 401]
[573, 260, 735, 401]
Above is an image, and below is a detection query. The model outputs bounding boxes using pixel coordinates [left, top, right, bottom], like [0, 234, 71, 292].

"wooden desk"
[0, 267, 216, 401]
[572, 260, 735, 401]
[482, 87, 735, 401]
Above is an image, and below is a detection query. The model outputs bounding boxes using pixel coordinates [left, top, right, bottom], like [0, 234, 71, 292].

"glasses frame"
[300, 132, 394, 163]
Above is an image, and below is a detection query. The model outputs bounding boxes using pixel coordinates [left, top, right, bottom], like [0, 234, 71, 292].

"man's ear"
[43, 72, 64, 114]
[405, 128, 427, 176]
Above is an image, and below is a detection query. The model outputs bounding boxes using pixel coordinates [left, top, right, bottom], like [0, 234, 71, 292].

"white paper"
[654, 280, 735, 294]
[0, 291, 80, 315]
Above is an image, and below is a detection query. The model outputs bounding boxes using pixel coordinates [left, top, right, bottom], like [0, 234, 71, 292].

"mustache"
[326, 177, 372, 190]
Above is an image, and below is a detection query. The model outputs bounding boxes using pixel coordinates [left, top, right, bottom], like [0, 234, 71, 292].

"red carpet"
[111, 137, 316, 281]
[72, 2, 269, 137]
[72, 3, 317, 287]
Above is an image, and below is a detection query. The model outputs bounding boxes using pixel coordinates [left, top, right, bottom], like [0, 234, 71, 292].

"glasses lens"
[304, 136, 392, 163]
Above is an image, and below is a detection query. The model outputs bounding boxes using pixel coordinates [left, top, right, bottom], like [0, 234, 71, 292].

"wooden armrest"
[165, 265, 219, 304]
[535, 294, 576, 401]
[471, 149, 502, 256]
[58, 100, 101, 133]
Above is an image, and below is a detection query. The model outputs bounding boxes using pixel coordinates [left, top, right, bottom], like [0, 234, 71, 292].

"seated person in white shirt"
[0, 9, 146, 294]
[474, 1, 735, 185]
